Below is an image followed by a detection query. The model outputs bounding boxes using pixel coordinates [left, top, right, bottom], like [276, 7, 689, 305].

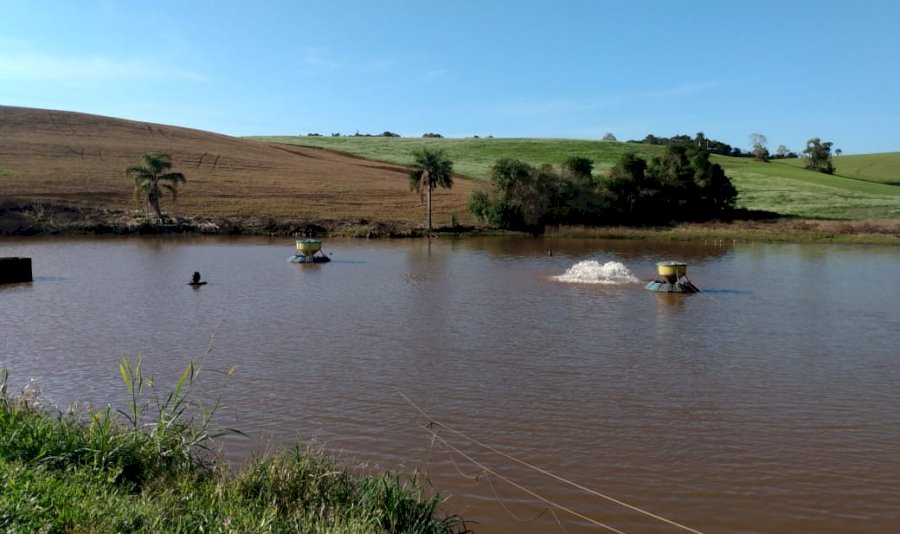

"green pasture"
[251, 136, 900, 219]
[252, 136, 663, 180]
[778, 152, 900, 185]
[715, 156, 900, 219]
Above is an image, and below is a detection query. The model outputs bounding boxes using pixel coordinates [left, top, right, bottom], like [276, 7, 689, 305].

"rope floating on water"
[420, 423, 628, 534]
[397, 388, 706, 534]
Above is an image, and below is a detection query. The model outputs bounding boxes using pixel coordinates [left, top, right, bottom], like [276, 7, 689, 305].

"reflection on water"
[1, 236, 899, 533]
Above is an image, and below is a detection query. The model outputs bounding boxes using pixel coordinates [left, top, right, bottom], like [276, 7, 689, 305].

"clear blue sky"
[2, 1, 899, 154]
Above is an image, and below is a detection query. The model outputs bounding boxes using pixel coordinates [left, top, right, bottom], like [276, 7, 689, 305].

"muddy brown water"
[1, 236, 898, 533]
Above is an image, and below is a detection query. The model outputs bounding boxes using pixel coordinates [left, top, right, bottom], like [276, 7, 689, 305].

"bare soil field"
[0, 106, 477, 235]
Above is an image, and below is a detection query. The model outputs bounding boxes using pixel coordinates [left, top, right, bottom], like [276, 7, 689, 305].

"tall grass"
[0, 361, 468, 533]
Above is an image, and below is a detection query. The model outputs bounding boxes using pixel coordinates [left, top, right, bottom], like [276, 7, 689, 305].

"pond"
[1, 236, 898, 533]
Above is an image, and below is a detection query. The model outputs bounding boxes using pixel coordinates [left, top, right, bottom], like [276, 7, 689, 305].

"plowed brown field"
[0, 106, 476, 229]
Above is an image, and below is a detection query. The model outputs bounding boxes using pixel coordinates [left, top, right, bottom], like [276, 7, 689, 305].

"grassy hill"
[253, 136, 665, 181]
[715, 155, 900, 219]
[256, 136, 900, 220]
[779, 152, 900, 185]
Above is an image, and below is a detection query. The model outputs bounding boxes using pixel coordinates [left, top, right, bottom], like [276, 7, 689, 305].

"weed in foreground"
[0, 361, 468, 533]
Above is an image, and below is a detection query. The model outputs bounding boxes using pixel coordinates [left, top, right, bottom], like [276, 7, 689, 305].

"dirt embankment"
[0, 105, 477, 236]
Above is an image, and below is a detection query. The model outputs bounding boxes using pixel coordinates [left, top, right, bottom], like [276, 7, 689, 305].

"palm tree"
[409, 148, 453, 232]
[125, 152, 186, 222]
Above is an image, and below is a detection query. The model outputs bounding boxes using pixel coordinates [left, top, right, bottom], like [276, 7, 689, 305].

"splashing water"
[553, 260, 639, 285]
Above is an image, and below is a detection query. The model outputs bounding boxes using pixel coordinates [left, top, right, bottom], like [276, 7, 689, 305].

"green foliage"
[803, 137, 835, 174]
[603, 145, 737, 223]
[125, 152, 186, 222]
[0, 365, 467, 533]
[470, 146, 738, 232]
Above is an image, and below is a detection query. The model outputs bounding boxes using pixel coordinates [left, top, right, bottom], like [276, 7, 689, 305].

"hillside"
[253, 135, 666, 181]
[260, 135, 900, 220]
[0, 106, 477, 231]
[776, 152, 900, 185]
[2, 107, 898, 238]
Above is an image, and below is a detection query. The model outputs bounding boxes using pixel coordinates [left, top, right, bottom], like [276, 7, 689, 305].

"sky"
[2, 1, 899, 154]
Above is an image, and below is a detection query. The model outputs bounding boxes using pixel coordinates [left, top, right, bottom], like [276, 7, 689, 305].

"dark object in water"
[645, 276, 700, 293]
[188, 271, 206, 286]
[0, 257, 33, 284]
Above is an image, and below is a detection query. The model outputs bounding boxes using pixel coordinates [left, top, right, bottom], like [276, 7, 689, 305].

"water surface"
[1, 236, 898, 533]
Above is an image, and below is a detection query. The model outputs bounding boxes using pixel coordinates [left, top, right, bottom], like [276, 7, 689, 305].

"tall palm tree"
[409, 148, 453, 232]
[125, 152, 186, 222]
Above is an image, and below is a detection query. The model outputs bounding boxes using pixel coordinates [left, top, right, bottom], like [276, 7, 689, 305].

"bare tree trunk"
[427, 185, 433, 232]
[149, 187, 163, 222]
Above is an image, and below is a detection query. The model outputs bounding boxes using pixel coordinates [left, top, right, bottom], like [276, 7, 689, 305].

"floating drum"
[645, 261, 700, 293]
[0, 257, 33, 284]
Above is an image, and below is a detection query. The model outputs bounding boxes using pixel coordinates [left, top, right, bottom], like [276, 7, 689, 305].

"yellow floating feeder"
[645, 261, 699, 293]
[296, 238, 322, 255]
[656, 261, 687, 283]
[290, 238, 331, 263]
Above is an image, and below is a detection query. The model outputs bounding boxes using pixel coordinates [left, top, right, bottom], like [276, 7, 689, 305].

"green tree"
[749, 133, 769, 162]
[409, 148, 454, 232]
[125, 152, 186, 222]
[603, 153, 651, 220]
[687, 148, 738, 215]
[603, 147, 736, 223]
[803, 138, 835, 174]
[562, 156, 593, 182]
[695, 131, 707, 149]
[468, 158, 552, 233]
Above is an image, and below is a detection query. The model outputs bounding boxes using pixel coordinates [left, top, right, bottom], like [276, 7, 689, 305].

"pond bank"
[2, 202, 898, 244]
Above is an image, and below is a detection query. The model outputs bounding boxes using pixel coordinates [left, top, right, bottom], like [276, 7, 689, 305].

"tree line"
[466, 144, 738, 233]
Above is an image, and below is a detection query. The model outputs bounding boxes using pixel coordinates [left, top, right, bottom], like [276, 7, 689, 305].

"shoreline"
[2, 202, 898, 245]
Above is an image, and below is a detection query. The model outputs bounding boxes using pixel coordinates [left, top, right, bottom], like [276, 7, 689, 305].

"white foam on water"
[552, 260, 639, 285]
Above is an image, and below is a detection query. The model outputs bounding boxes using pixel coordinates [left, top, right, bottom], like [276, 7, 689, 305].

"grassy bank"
[0, 361, 467, 533]
[3, 201, 898, 244]
[550, 219, 900, 245]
